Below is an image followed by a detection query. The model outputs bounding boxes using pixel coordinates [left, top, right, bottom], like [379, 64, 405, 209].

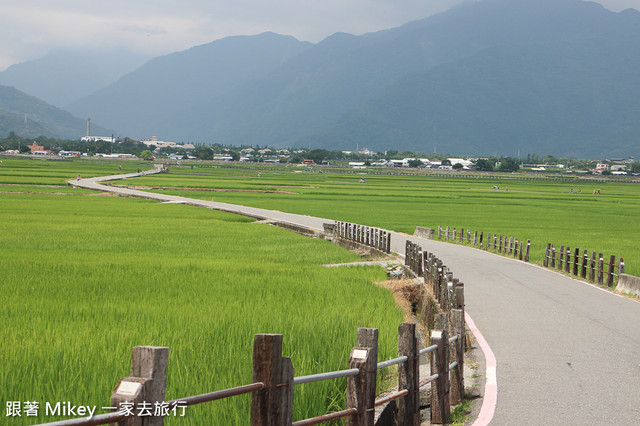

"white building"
[81, 136, 114, 143]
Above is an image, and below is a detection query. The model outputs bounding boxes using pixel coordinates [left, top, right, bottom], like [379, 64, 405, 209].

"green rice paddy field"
[133, 162, 640, 276]
[1, 156, 638, 424]
[0, 158, 404, 424]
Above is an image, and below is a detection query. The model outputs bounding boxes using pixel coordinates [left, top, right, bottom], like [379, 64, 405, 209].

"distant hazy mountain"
[59, 0, 640, 157]
[67, 32, 312, 140]
[0, 49, 149, 107]
[305, 13, 640, 158]
[0, 85, 110, 139]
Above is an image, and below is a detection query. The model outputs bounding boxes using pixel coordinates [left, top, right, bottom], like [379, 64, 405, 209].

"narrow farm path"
[72, 168, 640, 425]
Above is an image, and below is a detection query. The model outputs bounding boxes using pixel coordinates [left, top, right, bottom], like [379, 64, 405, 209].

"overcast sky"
[1, 0, 638, 71]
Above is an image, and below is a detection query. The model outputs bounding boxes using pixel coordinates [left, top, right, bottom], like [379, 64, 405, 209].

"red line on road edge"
[465, 312, 497, 426]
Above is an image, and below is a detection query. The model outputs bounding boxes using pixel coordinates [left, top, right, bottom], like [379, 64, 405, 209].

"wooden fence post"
[405, 241, 410, 266]
[111, 346, 170, 426]
[455, 282, 465, 311]
[450, 309, 465, 406]
[589, 252, 597, 282]
[434, 262, 443, 301]
[474, 231, 478, 246]
[251, 334, 294, 426]
[517, 241, 522, 260]
[565, 247, 571, 273]
[493, 235, 497, 251]
[446, 226, 450, 241]
[620, 258, 625, 275]
[558, 246, 564, 271]
[573, 248, 580, 276]
[479, 231, 484, 247]
[525, 240, 531, 262]
[386, 232, 391, 254]
[607, 255, 616, 287]
[430, 328, 450, 424]
[453, 228, 456, 241]
[597, 253, 604, 284]
[357, 328, 378, 371]
[345, 346, 376, 426]
[442, 274, 452, 313]
[581, 250, 588, 279]
[423, 251, 429, 280]
[549, 245, 555, 268]
[398, 323, 420, 426]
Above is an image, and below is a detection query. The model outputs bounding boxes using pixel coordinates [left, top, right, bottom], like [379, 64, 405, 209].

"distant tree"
[441, 159, 452, 166]
[498, 157, 520, 172]
[474, 159, 493, 171]
[601, 170, 612, 176]
[630, 162, 640, 174]
[306, 149, 330, 163]
[194, 146, 213, 160]
[407, 158, 423, 168]
[231, 152, 240, 161]
[139, 150, 154, 160]
[364, 160, 371, 166]
[452, 163, 464, 170]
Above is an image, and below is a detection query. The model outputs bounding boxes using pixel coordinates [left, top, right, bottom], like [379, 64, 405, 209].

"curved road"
[73, 168, 640, 425]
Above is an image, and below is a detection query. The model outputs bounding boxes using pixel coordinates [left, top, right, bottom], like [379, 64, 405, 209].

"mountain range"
[0, 85, 110, 140]
[1, 0, 639, 158]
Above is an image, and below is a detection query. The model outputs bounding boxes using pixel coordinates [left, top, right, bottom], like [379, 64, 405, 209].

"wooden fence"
[437, 225, 531, 262]
[407, 240, 468, 422]
[335, 221, 391, 254]
[405, 240, 424, 277]
[543, 244, 625, 287]
[36, 322, 464, 426]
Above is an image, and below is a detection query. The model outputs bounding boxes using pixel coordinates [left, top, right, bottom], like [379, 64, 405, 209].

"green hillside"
[0, 85, 111, 139]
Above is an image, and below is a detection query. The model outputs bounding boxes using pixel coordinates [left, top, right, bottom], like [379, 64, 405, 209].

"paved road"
[73, 169, 640, 425]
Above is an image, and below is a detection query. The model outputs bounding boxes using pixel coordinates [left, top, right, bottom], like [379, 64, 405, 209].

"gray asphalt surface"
[72, 168, 640, 425]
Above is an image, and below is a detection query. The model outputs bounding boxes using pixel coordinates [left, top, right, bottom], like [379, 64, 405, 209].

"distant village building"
[610, 165, 628, 172]
[447, 158, 473, 167]
[141, 136, 194, 151]
[81, 136, 115, 143]
[28, 142, 51, 155]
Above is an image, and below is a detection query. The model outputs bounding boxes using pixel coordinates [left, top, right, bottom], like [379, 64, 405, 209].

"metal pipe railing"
[166, 382, 264, 408]
[292, 408, 357, 426]
[374, 389, 409, 407]
[34, 412, 125, 426]
[419, 374, 439, 388]
[377, 355, 408, 370]
[293, 368, 360, 385]
[419, 344, 438, 356]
